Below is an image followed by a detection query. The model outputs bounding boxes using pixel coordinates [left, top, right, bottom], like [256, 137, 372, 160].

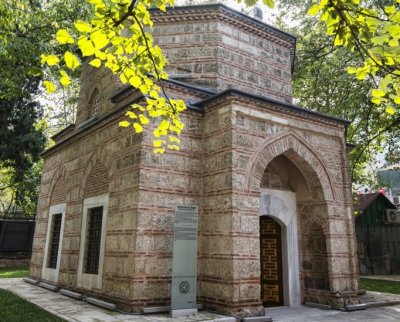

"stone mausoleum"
[29, 4, 360, 317]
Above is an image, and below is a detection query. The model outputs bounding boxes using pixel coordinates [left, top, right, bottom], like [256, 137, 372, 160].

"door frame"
[259, 188, 301, 307]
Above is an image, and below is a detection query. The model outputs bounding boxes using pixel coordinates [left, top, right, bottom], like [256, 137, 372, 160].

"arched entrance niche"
[249, 133, 334, 307]
[77, 147, 113, 290]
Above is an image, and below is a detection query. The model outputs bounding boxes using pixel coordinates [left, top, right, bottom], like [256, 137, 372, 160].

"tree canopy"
[272, 0, 400, 185]
[0, 0, 89, 213]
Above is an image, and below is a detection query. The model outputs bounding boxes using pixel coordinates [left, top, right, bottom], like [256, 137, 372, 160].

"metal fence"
[0, 213, 35, 257]
[356, 224, 400, 275]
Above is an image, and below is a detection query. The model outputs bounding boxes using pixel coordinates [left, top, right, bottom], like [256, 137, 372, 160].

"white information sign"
[170, 205, 198, 317]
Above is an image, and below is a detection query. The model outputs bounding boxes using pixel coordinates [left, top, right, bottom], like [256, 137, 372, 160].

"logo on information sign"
[179, 281, 190, 294]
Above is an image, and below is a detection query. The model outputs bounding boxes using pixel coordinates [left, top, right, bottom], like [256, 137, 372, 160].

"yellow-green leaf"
[167, 144, 180, 151]
[28, 67, 42, 76]
[139, 114, 149, 125]
[120, 73, 128, 84]
[149, 90, 159, 99]
[74, 20, 92, 33]
[153, 140, 165, 148]
[60, 70, 71, 87]
[308, 5, 320, 16]
[153, 147, 165, 154]
[393, 96, 400, 104]
[371, 89, 386, 97]
[371, 97, 384, 105]
[169, 136, 181, 144]
[44, 54, 60, 66]
[385, 5, 396, 15]
[125, 111, 137, 119]
[40, 54, 47, 64]
[43, 80, 56, 93]
[119, 121, 130, 127]
[346, 67, 357, 74]
[356, 68, 368, 80]
[91, 30, 108, 50]
[64, 51, 80, 70]
[78, 37, 95, 57]
[334, 36, 344, 46]
[89, 58, 102, 68]
[389, 38, 398, 47]
[56, 29, 74, 44]
[386, 106, 396, 115]
[129, 76, 142, 88]
[371, 36, 386, 45]
[262, 0, 274, 9]
[133, 123, 143, 133]
[244, 0, 257, 6]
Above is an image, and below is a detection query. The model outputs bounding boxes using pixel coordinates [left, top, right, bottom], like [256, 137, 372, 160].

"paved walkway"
[0, 279, 234, 322]
[265, 305, 400, 321]
[2, 278, 400, 321]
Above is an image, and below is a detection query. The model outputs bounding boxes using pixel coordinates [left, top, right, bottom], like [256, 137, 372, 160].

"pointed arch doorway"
[260, 215, 284, 306]
[258, 154, 308, 308]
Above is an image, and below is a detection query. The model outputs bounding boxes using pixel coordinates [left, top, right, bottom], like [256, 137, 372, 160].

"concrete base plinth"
[170, 308, 198, 317]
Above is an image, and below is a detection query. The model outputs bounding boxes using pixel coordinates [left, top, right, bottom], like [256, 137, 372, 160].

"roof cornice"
[150, 4, 297, 72]
[151, 4, 296, 43]
[194, 89, 351, 127]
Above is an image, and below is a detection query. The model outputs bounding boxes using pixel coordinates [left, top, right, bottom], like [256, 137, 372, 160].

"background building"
[355, 192, 400, 275]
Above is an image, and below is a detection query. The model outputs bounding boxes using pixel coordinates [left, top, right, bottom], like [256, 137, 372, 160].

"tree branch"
[351, 117, 400, 178]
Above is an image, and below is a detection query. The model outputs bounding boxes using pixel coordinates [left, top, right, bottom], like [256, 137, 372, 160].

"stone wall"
[152, 5, 294, 104]
[30, 80, 206, 310]
[75, 64, 121, 126]
[0, 258, 30, 268]
[31, 102, 141, 301]
[195, 94, 358, 312]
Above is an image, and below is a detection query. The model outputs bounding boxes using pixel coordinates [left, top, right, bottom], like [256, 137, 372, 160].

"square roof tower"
[151, 4, 296, 104]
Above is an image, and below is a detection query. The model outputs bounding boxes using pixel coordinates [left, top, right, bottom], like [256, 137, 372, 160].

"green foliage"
[385, 133, 400, 166]
[274, 0, 400, 185]
[0, 0, 91, 99]
[0, 1, 89, 214]
[0, 79, 46, 214]
[0, 289, 65, 321]
[308, 0, 400, 117]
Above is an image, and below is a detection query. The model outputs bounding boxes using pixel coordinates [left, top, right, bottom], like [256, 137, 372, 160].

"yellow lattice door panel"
[260, 216, 283, 306]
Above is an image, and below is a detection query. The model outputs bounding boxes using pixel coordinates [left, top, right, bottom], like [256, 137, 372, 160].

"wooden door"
[260, 216, 284, 306]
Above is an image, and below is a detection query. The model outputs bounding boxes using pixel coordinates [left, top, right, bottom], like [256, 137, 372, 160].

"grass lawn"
[360, 278, 400, 295]
[0, 266, 29, 278]
[0, 289, 65, 321]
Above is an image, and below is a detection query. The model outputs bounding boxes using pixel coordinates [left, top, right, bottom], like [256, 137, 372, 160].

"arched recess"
[255, 131, 335, 307]
[301, 223, 330, 295]
[46, 163, 68, 208]
[80, 147, 113, 199]
[77, 146, 112, 290]
[245, 131, 335, 202]
[88, 88, 100, 117]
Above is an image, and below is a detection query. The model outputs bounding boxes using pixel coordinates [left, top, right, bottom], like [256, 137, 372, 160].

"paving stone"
[3, 278, 400, 321]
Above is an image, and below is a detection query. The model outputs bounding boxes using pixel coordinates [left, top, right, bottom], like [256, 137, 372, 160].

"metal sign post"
[170, 205, 198, 317]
